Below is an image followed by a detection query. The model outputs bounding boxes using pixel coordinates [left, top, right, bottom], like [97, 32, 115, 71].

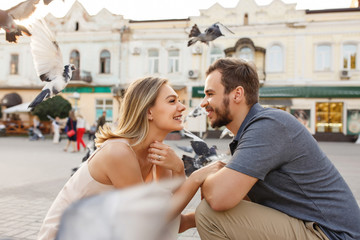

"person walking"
[195, 58, 360, 240]
[63, 110, 77, 152]
[52, 116, 61, 144]
[76, 113, 86, 151]
[38, 77, 224, 240]
[96, 110, 106, 132]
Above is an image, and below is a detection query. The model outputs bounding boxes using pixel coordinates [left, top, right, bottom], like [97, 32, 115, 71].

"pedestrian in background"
[52, 116, 61, 144]
[63, 110, 77, 153]
[96, 110, 106, 132]
[76, 113, 86, 151]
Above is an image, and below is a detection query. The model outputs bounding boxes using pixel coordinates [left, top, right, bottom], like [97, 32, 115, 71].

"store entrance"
[315, 102, 343, 133]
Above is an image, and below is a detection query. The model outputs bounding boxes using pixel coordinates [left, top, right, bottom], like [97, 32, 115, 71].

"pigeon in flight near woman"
[0, 0, 63, 43]
[28, 19, 75, 110]
[187, 22, 234, 47]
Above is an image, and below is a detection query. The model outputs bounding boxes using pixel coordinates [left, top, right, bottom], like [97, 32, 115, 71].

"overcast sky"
[0, 0, 354, 20]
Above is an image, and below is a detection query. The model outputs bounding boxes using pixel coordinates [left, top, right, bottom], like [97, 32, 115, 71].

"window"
[10, 54, 19, 75]
[148, 49, 159, 74]
[316, 102, 343, 133]
[343, 44, 357, 70]
[95, 99, 113, 122]
[70, 50, 80, 80]
[244, 13, 249, 25]
[315, 44, 331, 71]
[267, 44, 283, 72]
[210, 47, 223, 64]
[237, 47, 254, 61]
[168, 49, 179, 73]
[100, 50, 111, 74]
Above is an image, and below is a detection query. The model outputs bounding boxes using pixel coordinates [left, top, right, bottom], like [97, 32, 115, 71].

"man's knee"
[195, 199, 213, 227]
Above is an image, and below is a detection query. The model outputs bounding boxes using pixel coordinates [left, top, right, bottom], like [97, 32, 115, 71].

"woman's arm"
[167, 161, 225, 219]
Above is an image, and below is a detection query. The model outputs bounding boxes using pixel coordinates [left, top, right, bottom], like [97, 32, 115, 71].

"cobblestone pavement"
[0, 136, 359, 240]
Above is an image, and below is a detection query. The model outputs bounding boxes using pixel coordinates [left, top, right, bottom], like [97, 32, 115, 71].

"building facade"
[0, 0, 359, 140]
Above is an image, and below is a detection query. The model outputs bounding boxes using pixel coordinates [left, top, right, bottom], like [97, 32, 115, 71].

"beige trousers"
[195, 200, 329, 240]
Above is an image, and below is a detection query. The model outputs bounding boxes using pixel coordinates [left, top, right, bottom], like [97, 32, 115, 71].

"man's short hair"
[206, 58, 259, 106]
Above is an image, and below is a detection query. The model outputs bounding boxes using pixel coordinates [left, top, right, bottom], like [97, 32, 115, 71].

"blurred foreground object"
[56, 179, 182, 240]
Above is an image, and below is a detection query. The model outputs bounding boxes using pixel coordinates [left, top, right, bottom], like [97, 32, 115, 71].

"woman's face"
[148, 84, 186, 132]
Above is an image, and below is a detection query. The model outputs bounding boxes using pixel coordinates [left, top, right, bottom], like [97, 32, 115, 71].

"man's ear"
[233, 86, 244, 103]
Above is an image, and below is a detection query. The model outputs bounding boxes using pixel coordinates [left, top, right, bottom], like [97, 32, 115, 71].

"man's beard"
[210, 97, 232, 128]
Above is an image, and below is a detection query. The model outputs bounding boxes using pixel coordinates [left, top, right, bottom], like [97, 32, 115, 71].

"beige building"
[1, 0, 359, 140]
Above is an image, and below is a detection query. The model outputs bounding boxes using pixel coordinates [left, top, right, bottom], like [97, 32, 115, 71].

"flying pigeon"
[0, 0, 40, 43]
[184, 105, 207, 123]
[56, 179, 183, 240]
[187, 22, 234, 47]
[28, 19, 75, 110]
[220, 127, 234, 139]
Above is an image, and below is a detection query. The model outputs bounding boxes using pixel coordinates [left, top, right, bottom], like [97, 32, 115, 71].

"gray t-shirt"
[227, 103, 360, 240]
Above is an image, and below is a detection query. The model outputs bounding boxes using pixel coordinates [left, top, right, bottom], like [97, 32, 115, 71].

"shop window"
[100, 50, 111, 74]
[266, 44, 283, 72]
[342, 44, 357, 70]
[70, 50, 80, 80]
[168, 49, 179, 73]
[316, 102, 343, 133]
[315, 44, 331, 71]
[95, 99, 113, 122]
[148, 49, 159, 74]
[10, 54, 19, 75]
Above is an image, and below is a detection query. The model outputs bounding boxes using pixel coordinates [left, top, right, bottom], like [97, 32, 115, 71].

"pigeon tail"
[28, 89, 50, 110]
[5, 32, 19, 43]
[17, 24, 31, 36]
[187, 38, 198, 47]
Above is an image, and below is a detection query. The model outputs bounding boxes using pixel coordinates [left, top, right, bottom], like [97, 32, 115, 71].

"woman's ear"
[233, 86, 244, 103]
[148, 110, 153, 121]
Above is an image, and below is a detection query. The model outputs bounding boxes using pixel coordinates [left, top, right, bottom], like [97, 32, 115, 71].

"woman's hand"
[148, 141, 184, 176]
[189, 160, 226, 185]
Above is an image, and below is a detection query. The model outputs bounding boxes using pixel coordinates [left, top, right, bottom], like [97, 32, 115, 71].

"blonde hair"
[95, 77, 168, 148]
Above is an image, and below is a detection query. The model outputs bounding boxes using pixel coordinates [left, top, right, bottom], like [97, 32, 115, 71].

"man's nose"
[200, 98, 208, 108]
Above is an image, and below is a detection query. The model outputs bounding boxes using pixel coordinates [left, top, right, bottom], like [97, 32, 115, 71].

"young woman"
[38, 77, 224, 240]
[75, 113, 86, 151]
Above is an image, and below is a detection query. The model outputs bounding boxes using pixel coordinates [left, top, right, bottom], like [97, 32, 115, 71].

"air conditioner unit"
[132, 47, 141, 55]
[188, 69, 199, 79]
[340, 70, 351, 79]
[192, 46, 202, 55]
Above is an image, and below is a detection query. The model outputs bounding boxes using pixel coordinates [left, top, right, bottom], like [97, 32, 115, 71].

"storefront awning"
[259, 86, 360, 98]
[192, 86, 360, 98]
[0, 92, 22, 107]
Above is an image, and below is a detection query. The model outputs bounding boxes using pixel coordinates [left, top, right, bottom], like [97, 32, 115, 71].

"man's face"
[201, 70, 232, 128]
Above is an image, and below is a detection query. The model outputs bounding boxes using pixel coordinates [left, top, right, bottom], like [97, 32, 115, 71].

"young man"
[196, 58, 360, 240]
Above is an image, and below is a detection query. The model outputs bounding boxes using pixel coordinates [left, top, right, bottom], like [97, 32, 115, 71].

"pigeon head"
[63, 64, 76, 79]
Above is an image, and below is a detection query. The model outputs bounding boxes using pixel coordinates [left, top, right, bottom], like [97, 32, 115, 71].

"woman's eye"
[169, 99, 176, 103]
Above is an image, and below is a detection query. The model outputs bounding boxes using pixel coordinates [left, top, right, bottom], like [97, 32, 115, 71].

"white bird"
[184, 105, 207, 123]
[28, 19, 75, 110]
[220, 127, 234, 139]
[0, 0, 38, 43]
[56, 179, 182, 240]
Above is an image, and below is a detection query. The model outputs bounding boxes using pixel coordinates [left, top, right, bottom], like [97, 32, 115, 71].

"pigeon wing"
[214, 22, 234, 35]
[191, 140, 210, 156]
[30, 19, 64, 82]
[183, 129, 204, 142]
[6, 0, 39, 20]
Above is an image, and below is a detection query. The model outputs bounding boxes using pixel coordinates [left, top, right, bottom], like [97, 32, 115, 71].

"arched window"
[267, 44, 284, 72]
[100, 50, 111, 74]
[70, 50, 80, 80]
[238, 47, 254, 61]
[148, 49, 159, 74]
[244, 13, 249, 25]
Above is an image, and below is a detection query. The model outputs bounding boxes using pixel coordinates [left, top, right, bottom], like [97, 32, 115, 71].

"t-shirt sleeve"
[227, 117, 292, 180]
